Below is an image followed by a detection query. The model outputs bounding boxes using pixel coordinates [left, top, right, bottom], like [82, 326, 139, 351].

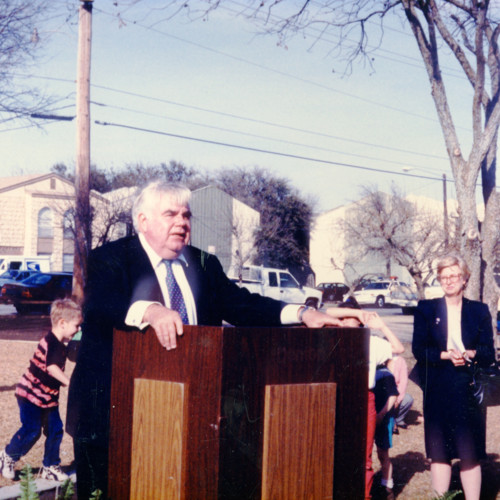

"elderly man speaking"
[68, 180, 367, 499]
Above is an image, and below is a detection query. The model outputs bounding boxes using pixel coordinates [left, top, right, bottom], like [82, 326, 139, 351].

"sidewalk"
[0, 473, 76, 500]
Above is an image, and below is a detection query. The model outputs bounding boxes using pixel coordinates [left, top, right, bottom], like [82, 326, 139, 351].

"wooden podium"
[108, 326, 368, 499]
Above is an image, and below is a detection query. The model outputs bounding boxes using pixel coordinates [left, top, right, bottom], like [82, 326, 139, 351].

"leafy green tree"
[50, 163, 73, 181]
[51, 163, 112, 193]
[213, 167, 313, 277]
[107, 161, 204, 191]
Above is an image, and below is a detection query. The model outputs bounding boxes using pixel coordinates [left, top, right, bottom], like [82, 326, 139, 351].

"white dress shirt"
[446, 303, 466, 353]
[125, 234, 302, 328]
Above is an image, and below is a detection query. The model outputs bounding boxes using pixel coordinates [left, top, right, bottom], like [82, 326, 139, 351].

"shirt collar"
[138, 233, 188, 269]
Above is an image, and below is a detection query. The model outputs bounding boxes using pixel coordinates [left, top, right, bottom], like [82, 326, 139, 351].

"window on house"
[38, 208, 53, 238]
[63, 210, 74, 239]
[63, 254, 74, 273]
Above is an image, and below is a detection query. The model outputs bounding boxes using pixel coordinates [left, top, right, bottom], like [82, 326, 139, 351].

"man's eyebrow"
[162, 208, 192, 218]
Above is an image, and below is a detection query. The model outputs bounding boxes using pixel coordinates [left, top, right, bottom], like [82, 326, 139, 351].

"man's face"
[138, 193, 192, 259]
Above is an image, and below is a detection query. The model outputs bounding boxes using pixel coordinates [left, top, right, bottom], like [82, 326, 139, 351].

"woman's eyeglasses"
[438, 274, 462, 283]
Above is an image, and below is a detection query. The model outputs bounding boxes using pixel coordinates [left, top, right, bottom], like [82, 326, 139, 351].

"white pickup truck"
[229, 265, 323, 308]
[0, 255, 51, 274]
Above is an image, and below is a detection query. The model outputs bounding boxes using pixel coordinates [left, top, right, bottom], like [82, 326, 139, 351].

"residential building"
[190, 185, 260, 273]
[310, 201, 408, 287]
[0, 173, 109, 272]
[0, 176, 259, 276]
[309, 194, 452, 287]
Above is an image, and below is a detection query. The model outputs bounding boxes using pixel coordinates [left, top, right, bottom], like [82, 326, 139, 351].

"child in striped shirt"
[0, 299, 82, 482]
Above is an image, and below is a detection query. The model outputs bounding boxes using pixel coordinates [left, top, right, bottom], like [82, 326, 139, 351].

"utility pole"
[443, 173, 449, 250]
[74, 0, 93, 304]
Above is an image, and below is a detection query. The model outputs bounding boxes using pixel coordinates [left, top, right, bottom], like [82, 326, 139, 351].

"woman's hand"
[463, 349, 477, 362]
[441, 348, 466, 366]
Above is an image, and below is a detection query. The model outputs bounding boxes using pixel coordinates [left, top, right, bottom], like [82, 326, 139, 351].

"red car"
[1, 272, 73, 315]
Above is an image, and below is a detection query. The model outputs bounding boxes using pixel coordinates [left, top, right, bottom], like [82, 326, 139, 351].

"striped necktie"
[164, 260, 189, 324]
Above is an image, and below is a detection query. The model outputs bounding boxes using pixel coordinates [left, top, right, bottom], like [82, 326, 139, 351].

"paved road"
[371, 307, 414, 343]
[0, 305, 51, 341]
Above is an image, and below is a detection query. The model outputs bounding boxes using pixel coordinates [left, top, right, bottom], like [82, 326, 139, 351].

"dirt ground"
[0, 339, 75, 490]
[1, 338, 500, 499]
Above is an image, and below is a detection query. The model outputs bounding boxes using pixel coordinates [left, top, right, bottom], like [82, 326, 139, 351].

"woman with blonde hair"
[412, 254, 494, 499]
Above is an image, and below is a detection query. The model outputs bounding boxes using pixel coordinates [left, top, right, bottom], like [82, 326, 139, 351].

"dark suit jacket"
[412, 297, 494, 386]
[68, 236, 285, 441]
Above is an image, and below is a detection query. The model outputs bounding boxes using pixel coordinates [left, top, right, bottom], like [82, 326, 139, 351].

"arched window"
[63, 210, 74, 239]
[38, 208, 53, 238]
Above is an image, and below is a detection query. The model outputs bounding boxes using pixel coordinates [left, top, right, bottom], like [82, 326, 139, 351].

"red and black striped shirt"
[16, 331, 68, 408]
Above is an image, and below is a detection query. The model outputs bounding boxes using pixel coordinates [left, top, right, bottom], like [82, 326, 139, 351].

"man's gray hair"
[132, 180, 192, 233]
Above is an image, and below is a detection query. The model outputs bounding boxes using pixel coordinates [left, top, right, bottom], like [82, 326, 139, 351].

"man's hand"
[144, 303, 184, 350]
[301, 308, 343, 328]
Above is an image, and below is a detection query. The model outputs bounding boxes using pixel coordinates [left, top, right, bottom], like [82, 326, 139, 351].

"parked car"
[425, 275, 500, 311]
[424, 276, 444, 299]
[1, 272, 73, 315]
[316, 282, 350, 302]
[0, 269, 39, 288]
[0, 270, 40, 304]
[352, 279, 417, 310]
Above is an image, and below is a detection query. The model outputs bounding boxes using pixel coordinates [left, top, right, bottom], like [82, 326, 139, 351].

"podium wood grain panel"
[109, 326, 368, 499]
[261, 383, 336, 500]
[130, 379, 185, 500]
[109, 326, 224, 500]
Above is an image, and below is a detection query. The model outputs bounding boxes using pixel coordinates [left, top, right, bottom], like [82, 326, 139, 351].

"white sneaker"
[41, 465, 68, 481]
[0, 449, 15, 480]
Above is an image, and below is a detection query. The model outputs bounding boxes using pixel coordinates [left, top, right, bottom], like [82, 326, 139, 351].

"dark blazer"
[412, 298, 494, 463]
[68, 236, 285, 441]
[412, 297, 494, 382]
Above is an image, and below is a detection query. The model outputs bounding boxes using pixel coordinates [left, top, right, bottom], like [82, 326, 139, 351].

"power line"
[4, 72, 450, 164]
[94, 5, 460, 127]
[91, 82, 450, 161]
[96, 100, 447, 172]
[95, 119, 454, 184]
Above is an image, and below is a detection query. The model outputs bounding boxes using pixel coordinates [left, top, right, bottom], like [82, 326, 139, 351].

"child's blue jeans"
[6, 397, 64, 467]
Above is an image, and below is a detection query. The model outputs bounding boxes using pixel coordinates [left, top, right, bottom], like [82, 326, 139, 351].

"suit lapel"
[181, 246, 203, 307]
[460, 298, 472, 348]
[127, 238, 164, 305]
[435, 297, 448, 351]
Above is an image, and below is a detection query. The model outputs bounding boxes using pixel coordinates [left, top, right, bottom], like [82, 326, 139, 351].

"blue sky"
[1, 0, 474, 212]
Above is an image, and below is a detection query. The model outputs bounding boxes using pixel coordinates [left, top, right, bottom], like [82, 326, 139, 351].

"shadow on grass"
[371, 451, 428, 499]
[373, 452, 500, 499]
[0, 384, 17, 392]
[405, 408, 424, 426]
[484, 375, 500, 407]
[445, 454, 500, 500]
[393, 451, 428, 497]
[479, 453, 500, 500]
